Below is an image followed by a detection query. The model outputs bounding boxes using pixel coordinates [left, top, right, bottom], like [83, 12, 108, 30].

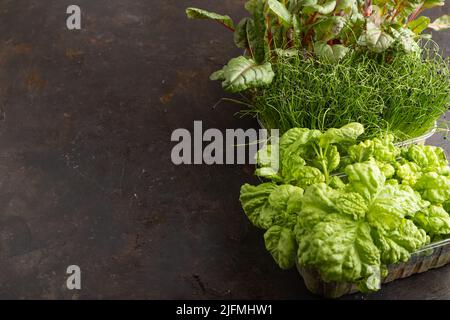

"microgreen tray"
[297, 237, 450, 298]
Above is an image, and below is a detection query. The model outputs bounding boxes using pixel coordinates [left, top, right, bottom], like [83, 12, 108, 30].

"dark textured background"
[0, 0, 448, 299]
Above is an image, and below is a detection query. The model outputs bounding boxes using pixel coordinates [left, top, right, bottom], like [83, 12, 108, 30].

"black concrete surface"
[0, 0, 448, 299]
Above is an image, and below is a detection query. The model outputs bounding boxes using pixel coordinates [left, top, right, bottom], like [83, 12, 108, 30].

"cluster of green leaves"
[186, 1, 449, 92]
[240, 122, 450, 292]
[248, 49, 450, 139]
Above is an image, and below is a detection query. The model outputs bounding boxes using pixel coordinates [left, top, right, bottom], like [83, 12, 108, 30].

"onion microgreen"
[246, 44, 450, 140]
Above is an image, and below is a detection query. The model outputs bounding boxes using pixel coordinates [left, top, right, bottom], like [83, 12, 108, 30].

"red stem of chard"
[218, 21, 235, 32]
[302, 12, 318, 46]
[408, 3, 424, 24]
[390, 1, 404, 22]
[363, 0, 373, 17]
[266, 15, 273, 50]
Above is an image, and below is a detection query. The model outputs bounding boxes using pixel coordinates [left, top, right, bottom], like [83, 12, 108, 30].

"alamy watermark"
[171, 121, 279, 171]
[66, 265, 81, 290]
[66, 5, 81, 30]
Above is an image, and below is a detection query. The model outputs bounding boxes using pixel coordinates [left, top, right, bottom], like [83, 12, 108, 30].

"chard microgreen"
[186, 0, 449, 92]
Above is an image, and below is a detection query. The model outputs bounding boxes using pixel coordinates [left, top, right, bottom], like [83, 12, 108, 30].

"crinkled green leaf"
[280, 149, 306, 168]
[297, 214, 381, 292]
[186, 7, 234, 29]
[280, 153, 304, 179]
[348, 140, 375, 163]
[255, 167, 282, 180]
[402, 145, 448, 172]
[258, 203, 298, 229]
[438, 166, 450, 176]
[312, 145, 340, 172]
[240, 183, 301, 229]
[295, 166, 326, 186]
[376, 161, 395, 179]
[211, 56, 274, 92]
[414, 205, 450, 237]
[256, 143, 277, 167]
[286, 189, 304, 214]
[345, 160, 385, 201]
[255, 143, 282, 181]
[329, 175, 346, 189]
[283, 164, 325, 187]
[372, 229, 409, 264]
[348, 134, 398, 163]
[372, 134, 400, 163]
[335, 192, 368, 220]
[261, 185, 303, 229]
[264, 226, 297, 269]
[385, 178, 399, 186]
[257, 205, 281, 229]
[324, 145, 340, 172]
[415, 172, 450, 204]
[280, 128, 322, 156]
[367, 184, 429, 230]
[297, 183, 340, 230]
[268, 185, 304, 212]
[395, 161, 422, 186]
[277, 128, 327, 186]
[372, 219, 429, 264]
[319, 122, 364, 147]
[240, 183, 277, 228]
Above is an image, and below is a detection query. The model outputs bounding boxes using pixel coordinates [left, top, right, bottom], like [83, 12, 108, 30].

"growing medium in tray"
[186, 1, 450, 139]
[240, 123, 450, 292]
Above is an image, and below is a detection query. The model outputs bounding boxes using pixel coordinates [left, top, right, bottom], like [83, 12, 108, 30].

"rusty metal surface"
[0, 0, 448, 300]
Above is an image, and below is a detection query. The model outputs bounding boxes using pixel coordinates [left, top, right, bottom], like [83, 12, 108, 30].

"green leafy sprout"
[241, 122, 450, 293]
[246, 46, 450, 139]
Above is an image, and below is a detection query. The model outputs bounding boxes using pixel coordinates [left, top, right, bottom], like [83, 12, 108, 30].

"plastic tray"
[393, 123, 437, 147]
[297, 237, 450, 298]
[256, 119, 445, 297]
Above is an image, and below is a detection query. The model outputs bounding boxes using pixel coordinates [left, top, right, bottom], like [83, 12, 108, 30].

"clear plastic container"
[393, 123, 437, 147]
[297, 237, 450, 298]
[257, 119, 445, 297]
